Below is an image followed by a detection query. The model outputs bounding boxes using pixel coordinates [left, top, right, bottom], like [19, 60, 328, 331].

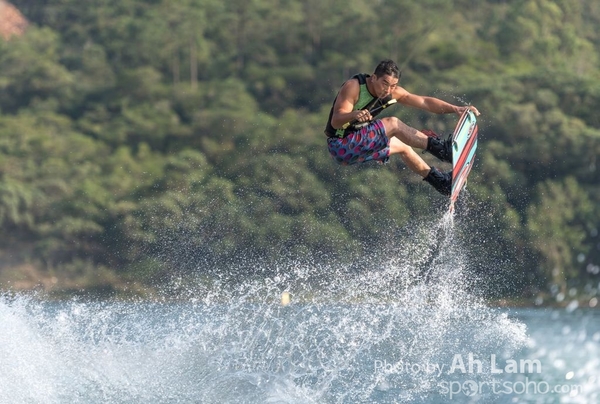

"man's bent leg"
[381, 117, 452, 163]
[381, 117, 428, 150]
[388, 136, 452, 196]
[388, 137, 430, 177]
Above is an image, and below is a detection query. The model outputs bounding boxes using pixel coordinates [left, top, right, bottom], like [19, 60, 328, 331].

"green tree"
[0, 27, 75, 113]
[527, 178, 594, 292]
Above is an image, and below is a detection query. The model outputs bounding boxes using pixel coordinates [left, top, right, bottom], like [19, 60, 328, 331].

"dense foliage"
[1, 0, 599, 298]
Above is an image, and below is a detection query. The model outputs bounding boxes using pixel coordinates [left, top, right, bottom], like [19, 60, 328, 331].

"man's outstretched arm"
[395, 89, 480, 116]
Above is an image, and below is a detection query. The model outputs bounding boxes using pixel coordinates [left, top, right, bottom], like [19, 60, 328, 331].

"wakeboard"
[449, 109, 478, 213]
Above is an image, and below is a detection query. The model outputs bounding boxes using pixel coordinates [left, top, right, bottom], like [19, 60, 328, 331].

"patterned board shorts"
[327, 120, 390, 165]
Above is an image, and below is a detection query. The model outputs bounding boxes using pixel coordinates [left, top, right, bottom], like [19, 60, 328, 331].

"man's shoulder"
[393, 86, 412, 102]
[351, 73, 370, 84]
[340, 77, 361, 97]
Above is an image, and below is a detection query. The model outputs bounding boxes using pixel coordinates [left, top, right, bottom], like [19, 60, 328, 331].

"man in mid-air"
[324, 59, 480, 195]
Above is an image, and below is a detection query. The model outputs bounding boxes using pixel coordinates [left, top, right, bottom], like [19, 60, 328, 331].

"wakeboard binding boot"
[423, 166, 452, 196]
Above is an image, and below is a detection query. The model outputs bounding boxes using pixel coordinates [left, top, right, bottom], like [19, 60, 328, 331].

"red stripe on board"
[451, 159, 474, 203]
[453, 126, 478, 179]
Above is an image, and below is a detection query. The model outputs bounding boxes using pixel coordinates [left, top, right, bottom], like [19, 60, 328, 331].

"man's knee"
[382, 116, 401, 124]
[381, 116, 401, 132]
[383, 117, 416, 137]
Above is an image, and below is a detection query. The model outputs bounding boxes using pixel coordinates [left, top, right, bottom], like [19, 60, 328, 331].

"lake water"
[1, 297, 598, 403]
[1, 215, 598, 403]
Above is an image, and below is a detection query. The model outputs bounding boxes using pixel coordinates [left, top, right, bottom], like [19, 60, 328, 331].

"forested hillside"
[0, 0, 599, 299]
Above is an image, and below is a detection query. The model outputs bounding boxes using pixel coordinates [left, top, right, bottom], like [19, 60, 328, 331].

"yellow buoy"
[281, 291, 291, 306]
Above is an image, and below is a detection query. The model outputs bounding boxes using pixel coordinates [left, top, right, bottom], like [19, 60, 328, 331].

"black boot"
[423, 167, 452, 196]
[426, 135, 453, 163]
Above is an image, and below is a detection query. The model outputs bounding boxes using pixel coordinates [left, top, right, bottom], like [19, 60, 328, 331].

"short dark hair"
[374, 60, 401, 79]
